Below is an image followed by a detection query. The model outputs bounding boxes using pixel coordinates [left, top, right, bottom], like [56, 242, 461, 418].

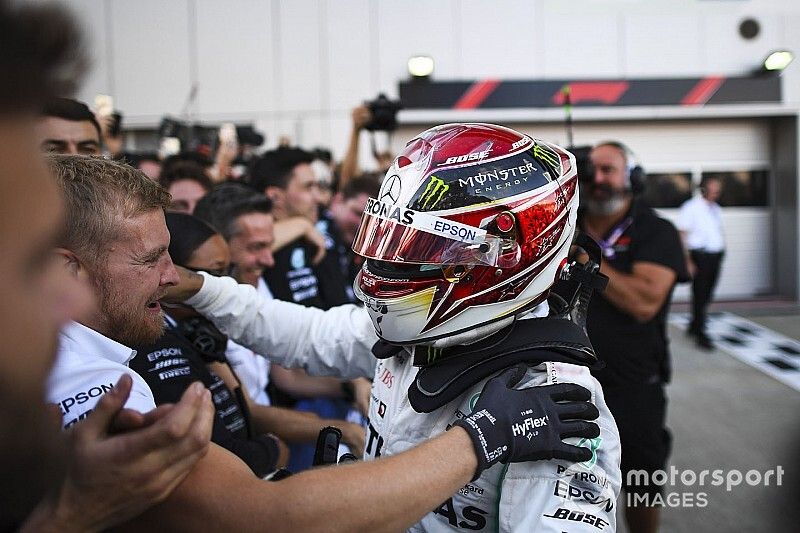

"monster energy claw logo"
[426, 345, 443, 364]
[533, 144, 560, 176]
[419, 175, 449, 209]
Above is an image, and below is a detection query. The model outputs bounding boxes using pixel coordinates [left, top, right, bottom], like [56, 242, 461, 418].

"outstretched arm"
[117, 366, 600, 532]
[166, 269, 378, 379]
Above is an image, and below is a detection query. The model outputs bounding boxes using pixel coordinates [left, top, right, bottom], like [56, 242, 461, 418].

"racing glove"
[451, 364, 600, 480]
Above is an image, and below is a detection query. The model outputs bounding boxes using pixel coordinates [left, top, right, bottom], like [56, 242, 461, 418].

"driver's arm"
[118, 427, 475, 533]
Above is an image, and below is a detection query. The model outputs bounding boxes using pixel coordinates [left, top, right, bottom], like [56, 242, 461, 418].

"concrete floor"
[615, 313, 800, 532]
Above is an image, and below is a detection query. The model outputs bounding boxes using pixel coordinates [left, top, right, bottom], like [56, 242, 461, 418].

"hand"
[303, 223, 327, 265]
[162, 265, 206, 303]
[452, 365, 600, 480]
[351, 105, 371, 131]
[350, 378, 372, 417]
[333, 420, 366, 458]
[22, 375, 214, 532]
[215, 138, 238, 167]
[97, 113, 123, 156]
[210, 134, 239, 183]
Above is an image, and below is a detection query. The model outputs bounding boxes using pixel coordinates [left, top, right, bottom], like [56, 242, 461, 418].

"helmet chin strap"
[422, 316, 516, 349]
[412, 299, 551, 351]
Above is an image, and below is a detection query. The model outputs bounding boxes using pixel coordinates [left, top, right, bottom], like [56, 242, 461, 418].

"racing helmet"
[352, 123, 579, 345]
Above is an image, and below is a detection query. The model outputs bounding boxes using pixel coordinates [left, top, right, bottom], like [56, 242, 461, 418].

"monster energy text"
[458, 162, 536, 194]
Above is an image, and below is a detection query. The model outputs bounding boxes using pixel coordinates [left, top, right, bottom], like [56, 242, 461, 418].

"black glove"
[452, 364, 600, 480]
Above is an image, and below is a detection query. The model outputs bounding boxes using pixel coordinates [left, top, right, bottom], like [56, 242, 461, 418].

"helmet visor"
[352, 198, 506, 267]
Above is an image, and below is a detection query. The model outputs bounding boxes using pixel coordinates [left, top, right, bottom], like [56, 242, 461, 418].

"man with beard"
[47, 155, 184, 426]
[45, 154, 603, 531]
[579, 141, 688, 533]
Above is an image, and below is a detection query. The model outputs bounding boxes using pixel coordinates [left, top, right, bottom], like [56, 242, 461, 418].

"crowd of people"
[0, 2, 724, 533]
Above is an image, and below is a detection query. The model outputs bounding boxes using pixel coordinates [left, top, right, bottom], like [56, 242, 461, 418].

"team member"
[128, 212, 287, 477]
[48, 153, 604, 531]
[317, 174, 381, 299]
[160, 161, 214, 214]
[249, 146, 350, 308]
[195, 183, 371, 470]
[580, 141, 689, 533]
[150, 212, 365, 468]
[173, 124, 621, 531]
[36, 97, 102, 155]
[678, 175, 725, 349]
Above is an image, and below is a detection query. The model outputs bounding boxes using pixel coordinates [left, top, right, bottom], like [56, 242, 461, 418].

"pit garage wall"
[394, 117, 797, 302]
[772, 116, 799, 300]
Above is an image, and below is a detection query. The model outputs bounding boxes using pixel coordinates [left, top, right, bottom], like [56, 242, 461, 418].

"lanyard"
[598, 217, 633, 260]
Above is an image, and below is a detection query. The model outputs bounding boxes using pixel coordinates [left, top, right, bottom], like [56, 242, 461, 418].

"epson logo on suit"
[59, 383, 114, 414]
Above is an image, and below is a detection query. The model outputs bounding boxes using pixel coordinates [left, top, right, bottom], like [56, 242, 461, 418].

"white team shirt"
[677, 195, 725, 252]
[48, 321, 156, 428]
[225, 278, 273, 406]
[226, 340, 271, 406]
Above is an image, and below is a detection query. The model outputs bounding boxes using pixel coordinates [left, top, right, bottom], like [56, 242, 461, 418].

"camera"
[236, 125, 265, 147]
[364, 93, 402, 132]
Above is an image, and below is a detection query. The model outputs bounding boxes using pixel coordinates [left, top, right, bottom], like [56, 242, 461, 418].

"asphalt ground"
[615, 309, 800, 532]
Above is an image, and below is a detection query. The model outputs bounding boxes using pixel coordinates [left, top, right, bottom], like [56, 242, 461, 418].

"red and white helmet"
[352, 123, 578, 345]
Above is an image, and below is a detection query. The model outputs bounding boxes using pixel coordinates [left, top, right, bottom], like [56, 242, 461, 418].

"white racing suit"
[188, 273, 621, 532]
[367, 349, 621, 532]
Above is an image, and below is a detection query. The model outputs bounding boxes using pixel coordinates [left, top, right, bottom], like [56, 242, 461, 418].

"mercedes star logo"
[379, 174, 402, 204]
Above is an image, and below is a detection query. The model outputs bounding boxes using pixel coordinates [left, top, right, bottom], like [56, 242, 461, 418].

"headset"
[597, 141, 645, 195]
[175, 316, 228, 363]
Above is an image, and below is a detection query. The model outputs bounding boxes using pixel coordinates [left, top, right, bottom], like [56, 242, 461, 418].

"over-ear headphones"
[599, 141, 645, 195]
[175, 316, 229, 363]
